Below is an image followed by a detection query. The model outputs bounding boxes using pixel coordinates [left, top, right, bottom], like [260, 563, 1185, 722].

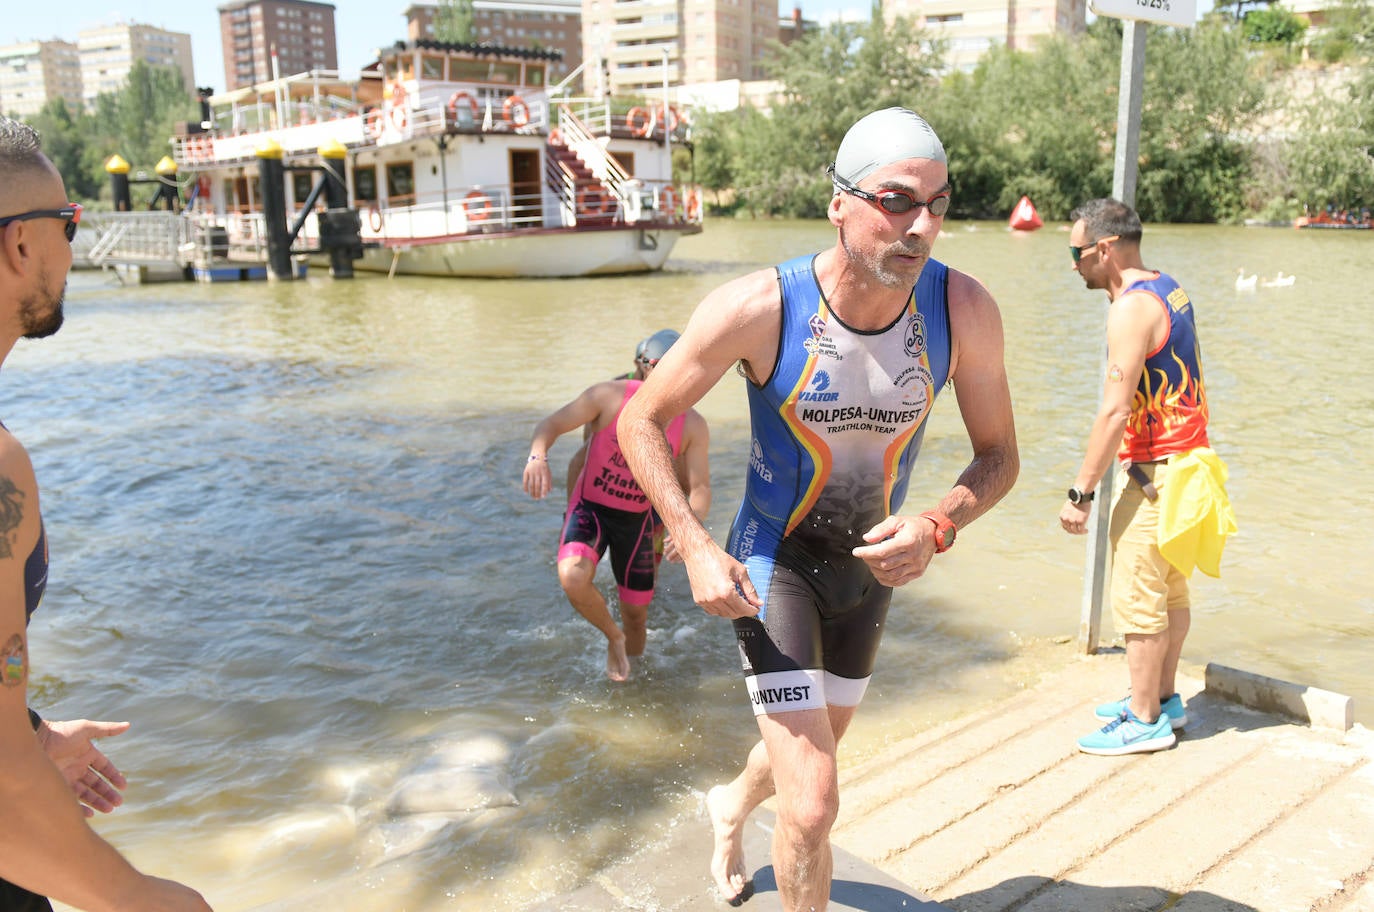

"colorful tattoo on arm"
[0, 475, 24, 561]
[1107, 364, 1125, 383]
[2, 634, 26, 687]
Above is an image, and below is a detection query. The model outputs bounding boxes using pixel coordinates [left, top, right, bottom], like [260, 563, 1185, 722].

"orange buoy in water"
[1009, 195, 1043, 231]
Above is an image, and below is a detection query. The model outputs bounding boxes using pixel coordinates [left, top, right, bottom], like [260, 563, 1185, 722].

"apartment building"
[219, 0, 339, 90]
[0, 40, 82, 117]
[404, 1, 583, 83]
[884, 0, 1086, 72]
[581, 0, 779, 96]
[78, 23, 195, 104]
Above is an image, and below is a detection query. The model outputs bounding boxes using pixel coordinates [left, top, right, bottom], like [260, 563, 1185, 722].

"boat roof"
[373, 38, 564, 63]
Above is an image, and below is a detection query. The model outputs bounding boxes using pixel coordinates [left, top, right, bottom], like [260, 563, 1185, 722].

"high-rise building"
[0, 40, 82, 117]
[404, 1, 583, 83]
[218, 0, 339, 90]
[77, 23, 195, 104]
[884, 0, 1086, 72]
[581, 0, 778, 96]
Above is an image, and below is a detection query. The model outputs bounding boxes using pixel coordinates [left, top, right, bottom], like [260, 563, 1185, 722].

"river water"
[10, 218, 1370, 910]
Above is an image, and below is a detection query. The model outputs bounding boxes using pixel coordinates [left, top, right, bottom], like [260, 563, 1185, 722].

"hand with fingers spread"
[36, 718, 131, 817]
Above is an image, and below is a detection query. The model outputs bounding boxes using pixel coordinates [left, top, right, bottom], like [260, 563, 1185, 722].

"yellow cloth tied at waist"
[1156, 446, 1237, 579]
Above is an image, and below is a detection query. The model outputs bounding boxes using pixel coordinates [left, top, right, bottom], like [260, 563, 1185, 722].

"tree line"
[10, 2, 1371, 224]
[690, 0, 1374, 223]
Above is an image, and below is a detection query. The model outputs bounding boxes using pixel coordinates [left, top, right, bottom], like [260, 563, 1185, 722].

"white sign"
[1090, 0, 1197, 28]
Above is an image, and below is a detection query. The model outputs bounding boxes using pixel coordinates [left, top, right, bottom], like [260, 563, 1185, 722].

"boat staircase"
[546, 105, 632, 227]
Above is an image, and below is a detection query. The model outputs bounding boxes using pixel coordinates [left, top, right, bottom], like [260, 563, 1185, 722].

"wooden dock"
[549, 653, 1373, 911]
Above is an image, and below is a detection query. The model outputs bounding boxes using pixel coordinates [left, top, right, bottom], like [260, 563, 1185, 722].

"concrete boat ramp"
[546, 654, 1374, 911]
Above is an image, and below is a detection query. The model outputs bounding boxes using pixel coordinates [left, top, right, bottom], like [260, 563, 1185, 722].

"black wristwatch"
[1067, 486, 1095, 505]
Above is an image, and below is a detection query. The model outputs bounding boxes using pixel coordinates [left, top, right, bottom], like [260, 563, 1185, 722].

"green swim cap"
[833, 107, 946, 184]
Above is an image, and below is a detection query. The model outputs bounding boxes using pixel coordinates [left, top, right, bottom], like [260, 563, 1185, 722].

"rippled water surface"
[10, 218, 1371, 910]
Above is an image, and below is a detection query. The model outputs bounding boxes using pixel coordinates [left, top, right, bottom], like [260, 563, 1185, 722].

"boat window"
[527, 65, 545, 87]
[610, 151, 634, 175]
[354, 165, 378, 203]
[421, 55, 445, 80]
[292, 172, 314, 205]
[386, 162, 415, 205]
[398, 56, 416, 82]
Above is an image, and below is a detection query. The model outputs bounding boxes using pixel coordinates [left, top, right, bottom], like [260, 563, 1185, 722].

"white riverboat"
[170, 40, 703, 278]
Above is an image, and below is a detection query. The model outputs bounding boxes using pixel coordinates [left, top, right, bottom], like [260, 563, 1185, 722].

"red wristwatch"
[920, 510, 957, 553]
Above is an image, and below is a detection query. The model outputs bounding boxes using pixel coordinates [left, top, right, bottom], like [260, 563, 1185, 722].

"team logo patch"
[904, 313, 927, 357]
[809, 312, 827, 337]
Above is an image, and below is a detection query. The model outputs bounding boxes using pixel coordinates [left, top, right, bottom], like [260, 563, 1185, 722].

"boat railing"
[297, 184, 545, 243]
[82, 211, 194, 268]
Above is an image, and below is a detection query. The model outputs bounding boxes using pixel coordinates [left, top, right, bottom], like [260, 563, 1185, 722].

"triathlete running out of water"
[523, 330, 710, 681]
[619, 108, 1019, 911]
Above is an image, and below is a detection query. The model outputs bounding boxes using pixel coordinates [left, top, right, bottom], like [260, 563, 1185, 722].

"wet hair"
[1069, 198, 1143, 244]
[0, 117, 47, 183]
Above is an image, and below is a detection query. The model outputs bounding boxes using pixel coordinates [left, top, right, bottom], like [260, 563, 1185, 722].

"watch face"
[1068, 488, 1082, 504]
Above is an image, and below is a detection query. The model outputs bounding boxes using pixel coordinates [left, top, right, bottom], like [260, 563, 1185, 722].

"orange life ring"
[660, 186, 680, 214]
[389, 82, 408, 132]
[503, 95, 531, 127]
[448, 91, 478, 123]
[626, 107, 652, 138]
[659, 105, 682, 134]
[365, 108, 384, 139]
[464, 191, 493, 222]
[368, 205, 383, 232]
[577, 185, 610, 216]
[547, 127, 564, 146]
[686, 189, 701, 221]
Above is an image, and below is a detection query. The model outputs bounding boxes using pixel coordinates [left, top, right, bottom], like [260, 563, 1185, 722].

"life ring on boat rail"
[389, 82, 409, 132]
[685, 188, 701, 221]
[503, 94, 531, 127]
[464, 191, 493, 222]
[626, 106, 652, 137]
[364, 108, 384, 139]
[577, 185, 610, 216]
[367, 205, 384, 232]
[660, 105, 682, 134]
[659, 185, 680, 215]
[448, 90, 479, 123]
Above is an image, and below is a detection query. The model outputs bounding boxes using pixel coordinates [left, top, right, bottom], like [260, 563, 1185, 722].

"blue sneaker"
[1077, 709, 1177, 756]
[1095, 693, 1186, 730]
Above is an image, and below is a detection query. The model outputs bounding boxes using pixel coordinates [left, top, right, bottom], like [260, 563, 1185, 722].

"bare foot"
[606, 637, 631, 682]
[708, 785, 753, 905]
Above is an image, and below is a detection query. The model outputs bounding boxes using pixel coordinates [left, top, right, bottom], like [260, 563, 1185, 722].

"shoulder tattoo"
[0, 475, 25, 561]
[2, 634, 26, 688]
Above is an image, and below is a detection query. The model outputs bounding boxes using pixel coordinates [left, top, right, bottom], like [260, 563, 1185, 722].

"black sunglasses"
[1070, 234, 1119, 264]
[826, 164, 950, 217]
[0, 203, 83, 242]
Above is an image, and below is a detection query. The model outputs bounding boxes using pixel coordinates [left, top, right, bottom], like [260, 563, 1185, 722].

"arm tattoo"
[2, 634, 26, 687]
[0, 476, 23, 561]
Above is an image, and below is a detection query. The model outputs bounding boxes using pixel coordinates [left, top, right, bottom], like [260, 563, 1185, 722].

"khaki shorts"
[1109, 460, 1190, 636]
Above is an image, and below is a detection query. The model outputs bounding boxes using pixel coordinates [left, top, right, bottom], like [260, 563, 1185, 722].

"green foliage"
[1242, 5, 1307, 45]
[24, 99, 100, 200]
[692, 15, 944, 217]
[1308, 0, 1374, 63]
[21, 60, 198, 206]
[434, 0, 476, 44]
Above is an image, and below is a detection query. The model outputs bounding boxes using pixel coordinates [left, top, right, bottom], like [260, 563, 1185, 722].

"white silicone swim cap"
[833, 107, 946, 184]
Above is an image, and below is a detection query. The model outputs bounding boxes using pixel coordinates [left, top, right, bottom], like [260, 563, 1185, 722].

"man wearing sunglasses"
[619, 107, 1018, 910]
[522, 328, 711, 681]
[0, 117, 214, 911]
[1060, 198, 1234, 757]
